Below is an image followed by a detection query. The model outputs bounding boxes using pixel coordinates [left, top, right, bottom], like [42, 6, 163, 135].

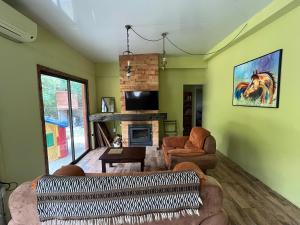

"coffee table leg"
[102, 161, 106, 173]
[141, 160, 145, 172]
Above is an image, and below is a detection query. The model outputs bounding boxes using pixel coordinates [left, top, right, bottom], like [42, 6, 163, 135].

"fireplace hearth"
[128, 124, 152, 147]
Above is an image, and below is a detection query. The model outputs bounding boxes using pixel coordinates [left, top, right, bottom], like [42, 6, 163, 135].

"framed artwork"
[233, 49, 282, 108]
[101, 97, 116, 113]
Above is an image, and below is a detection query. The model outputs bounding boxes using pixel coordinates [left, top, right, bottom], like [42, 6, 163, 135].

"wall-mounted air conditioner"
[0, 0, 37, 43]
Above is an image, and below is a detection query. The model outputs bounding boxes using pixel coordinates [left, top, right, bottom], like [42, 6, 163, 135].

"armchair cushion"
[170, 152, 207, 158]
[168, 148, 205, 155]
[184, 140, 201, 151]
[163, 136, 189, 148]
[188, 127, 210, 149]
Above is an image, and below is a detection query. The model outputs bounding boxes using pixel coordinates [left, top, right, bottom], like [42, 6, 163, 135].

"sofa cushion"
[188, 127, 210, 149]
[31, 165, 85, 190]
[53, 165, 85, 176]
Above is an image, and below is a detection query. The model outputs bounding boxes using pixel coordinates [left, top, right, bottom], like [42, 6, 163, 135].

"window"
[37, 65, 89, 174]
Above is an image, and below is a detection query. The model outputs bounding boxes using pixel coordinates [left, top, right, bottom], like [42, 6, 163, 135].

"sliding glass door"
[38, 66, 89, 174]
[70, 81, 89, 159]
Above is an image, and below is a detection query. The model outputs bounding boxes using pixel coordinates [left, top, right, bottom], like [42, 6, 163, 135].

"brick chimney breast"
[119, 54, 160, 147]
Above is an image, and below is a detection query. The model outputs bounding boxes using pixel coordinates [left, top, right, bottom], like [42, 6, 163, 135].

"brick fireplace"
[119, 53, 159, 147]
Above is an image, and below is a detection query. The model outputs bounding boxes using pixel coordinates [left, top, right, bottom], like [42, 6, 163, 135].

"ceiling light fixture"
[123, 25, 133, 78]
[161, 32, 168, 70]
[128, 23, 248, 57]
[121, 23, 248, 74]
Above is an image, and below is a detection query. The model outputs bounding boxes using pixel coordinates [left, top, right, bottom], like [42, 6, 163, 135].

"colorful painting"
[233, 49, 282, 108]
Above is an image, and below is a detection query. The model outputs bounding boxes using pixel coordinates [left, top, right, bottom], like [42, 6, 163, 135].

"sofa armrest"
[200, 210, 228, 225]
[8, 182, 40, 225]
[200, 176, 224, 217]
[162, 136, 189, 148]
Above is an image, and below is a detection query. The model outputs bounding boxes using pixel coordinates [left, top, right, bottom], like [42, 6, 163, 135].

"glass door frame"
[37, 64, 90, 174]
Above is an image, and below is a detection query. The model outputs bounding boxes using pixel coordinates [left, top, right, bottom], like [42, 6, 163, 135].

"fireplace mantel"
[89, 113, 167, 122]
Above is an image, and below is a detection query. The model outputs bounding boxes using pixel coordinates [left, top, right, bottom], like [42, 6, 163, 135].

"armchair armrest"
[162, 136, 189, 148]
[203, 135, 217, 154]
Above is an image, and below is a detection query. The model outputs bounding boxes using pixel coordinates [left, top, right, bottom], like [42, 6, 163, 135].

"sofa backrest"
[8, 175, 224, 225]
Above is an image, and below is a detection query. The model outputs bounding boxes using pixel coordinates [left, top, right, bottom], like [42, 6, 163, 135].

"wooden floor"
[77, 148, 300, 225]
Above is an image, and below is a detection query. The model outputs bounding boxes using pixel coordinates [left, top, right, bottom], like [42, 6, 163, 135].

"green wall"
[95, 63, 121, 113]
[95, 63, 121, 134]
[0, 142, 4, 180]
[0, 26, 96, 183]
[160, 69, 206, 135]
[205, 6, 300, 207]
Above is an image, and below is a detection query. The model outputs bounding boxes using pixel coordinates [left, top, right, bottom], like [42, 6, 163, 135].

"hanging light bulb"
[123, 25, 133, 78]
[126, 60, 131, 77]
[161, 32, 168, 70]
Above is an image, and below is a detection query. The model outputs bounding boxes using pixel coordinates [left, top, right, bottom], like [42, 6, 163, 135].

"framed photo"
[232, 49, 282, 108]
[101, 97, 116, 113]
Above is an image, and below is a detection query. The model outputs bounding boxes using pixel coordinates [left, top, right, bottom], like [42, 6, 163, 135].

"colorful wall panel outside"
[45, 122, 68, 162]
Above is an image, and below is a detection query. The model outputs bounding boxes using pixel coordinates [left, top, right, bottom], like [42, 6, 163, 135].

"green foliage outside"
[41, 75, 83, 120]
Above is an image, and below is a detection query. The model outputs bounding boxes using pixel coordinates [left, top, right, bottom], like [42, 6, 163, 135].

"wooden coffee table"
[99, 147, 146, 173]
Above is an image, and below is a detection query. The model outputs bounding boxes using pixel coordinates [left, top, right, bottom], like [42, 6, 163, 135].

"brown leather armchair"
[162, 127, 218, 171]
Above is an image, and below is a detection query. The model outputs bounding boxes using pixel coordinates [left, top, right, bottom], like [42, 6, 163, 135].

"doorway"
[37, 65, 90, 174]
[183, 85, 203, 136]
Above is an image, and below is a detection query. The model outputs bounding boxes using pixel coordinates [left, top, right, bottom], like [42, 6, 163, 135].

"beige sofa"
[8, 164, 228, 225]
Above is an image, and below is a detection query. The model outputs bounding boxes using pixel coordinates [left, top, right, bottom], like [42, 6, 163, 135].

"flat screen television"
[125, 91, 159, 110]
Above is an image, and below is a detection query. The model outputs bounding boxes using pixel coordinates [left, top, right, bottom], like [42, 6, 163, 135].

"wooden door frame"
[37, 64, 91, 174]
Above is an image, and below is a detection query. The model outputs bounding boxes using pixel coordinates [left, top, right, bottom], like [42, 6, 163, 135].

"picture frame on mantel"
[101, 97, 116, 113]
[232, 49, 282, 108]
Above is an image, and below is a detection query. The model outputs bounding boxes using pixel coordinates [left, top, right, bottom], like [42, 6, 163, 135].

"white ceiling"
[7, 0, 272, 62]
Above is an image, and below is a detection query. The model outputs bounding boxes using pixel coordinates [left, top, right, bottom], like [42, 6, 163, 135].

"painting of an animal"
[235, 70, 276, 104]
[233, 50, 282, 108]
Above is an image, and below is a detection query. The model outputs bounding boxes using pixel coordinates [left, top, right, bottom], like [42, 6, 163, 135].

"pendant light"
[123, 25, 133, 78]
[161, 32, 168, 70]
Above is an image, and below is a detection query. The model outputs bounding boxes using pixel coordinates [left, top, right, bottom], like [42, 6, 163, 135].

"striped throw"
[36, 170, 202, 225]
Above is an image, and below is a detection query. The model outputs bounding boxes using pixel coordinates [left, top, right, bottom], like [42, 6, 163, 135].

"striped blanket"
[36, 170, 202, 225]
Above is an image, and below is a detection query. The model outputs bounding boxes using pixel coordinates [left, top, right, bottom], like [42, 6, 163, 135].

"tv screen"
[125, 91, 159, 110]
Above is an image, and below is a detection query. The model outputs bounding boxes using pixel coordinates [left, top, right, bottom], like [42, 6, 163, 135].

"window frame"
[37, 64, 90, 174]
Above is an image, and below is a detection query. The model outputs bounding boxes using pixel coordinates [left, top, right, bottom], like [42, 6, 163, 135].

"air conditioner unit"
[0, 0, 37, 43]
